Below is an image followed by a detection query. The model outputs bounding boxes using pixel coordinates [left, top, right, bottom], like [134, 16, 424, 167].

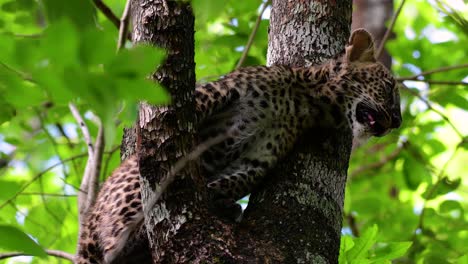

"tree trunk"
[246, 0, 353, 263]
[126, 0, 353, 263]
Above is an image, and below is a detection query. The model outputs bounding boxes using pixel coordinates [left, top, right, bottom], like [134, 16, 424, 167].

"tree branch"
[397, 63, 468, 81]
[413, 142, 462, 243]
[92, 0, 132, 40]
[92, 0, 120, 28]
[402, 87, 464, 138]
[101, 145, 121, 181]
[376, 0, 406, 59]
[87, 115, 105, 212]
[345, 213, 360, 237]
[0, 153, 88, 210]
[69, 104, 105, 223]
[235, 0, 271, 69]
[18, 192, 77, 197]
[117, 0, 132, 51]
[398, 79, 468, 86]
[69, 104, 94, 158]
[350, 140, 407, 179]
[0, 249, 74, 262]
[0, 61, 34, 83]
[69, 103, 95, 221]
[54, 122, 75, 149]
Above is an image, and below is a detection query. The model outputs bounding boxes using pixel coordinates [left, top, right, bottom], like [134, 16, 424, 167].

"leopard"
[75, 29, 402, 264]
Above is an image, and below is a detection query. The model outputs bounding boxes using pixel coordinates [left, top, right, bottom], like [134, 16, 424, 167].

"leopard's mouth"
[356, 102, 389, 137]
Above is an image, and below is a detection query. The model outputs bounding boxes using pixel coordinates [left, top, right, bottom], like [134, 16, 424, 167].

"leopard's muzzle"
[356, 102, 401, 137]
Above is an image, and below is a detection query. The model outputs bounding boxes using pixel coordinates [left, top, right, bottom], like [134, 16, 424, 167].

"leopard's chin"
[355, 102, 390, 137]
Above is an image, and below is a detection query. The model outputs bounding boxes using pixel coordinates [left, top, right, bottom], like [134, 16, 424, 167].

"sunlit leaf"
[42, 0, 95, 28]
[346, 225, 378, 261]
[0, 225, 47, 258]
[372, 242, 412, 262]
[402, 155, 432, 190]
[423, 177, 462, 200]
[339, 235, 355, 264]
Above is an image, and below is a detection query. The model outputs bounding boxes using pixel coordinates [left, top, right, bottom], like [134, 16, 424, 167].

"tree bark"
[248, 0, 353, 263]
[128, 1, 244, 263]
[126, 0, 353, 263]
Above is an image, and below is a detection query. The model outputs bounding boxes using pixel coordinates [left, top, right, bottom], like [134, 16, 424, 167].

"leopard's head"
[337, 29, 402, 144]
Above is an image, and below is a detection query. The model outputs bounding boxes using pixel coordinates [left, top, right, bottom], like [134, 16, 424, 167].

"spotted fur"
[76, 29, 402, 263]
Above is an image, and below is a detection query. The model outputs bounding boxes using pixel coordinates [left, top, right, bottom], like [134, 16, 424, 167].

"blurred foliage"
[0, 0, 466, 263]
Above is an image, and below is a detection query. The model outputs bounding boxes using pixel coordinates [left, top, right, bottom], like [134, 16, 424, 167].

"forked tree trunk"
[125, 0, 353, 263]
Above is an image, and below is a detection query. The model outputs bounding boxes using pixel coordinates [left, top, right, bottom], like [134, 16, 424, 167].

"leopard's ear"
[345, 29, 376, 63]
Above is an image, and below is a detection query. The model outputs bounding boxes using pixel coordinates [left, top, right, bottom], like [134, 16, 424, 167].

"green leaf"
[460, 137, 468, 150]
[439, 200, 463, 215]
[80, 27, 116, 66]
[456, 254, 468, 264]
[42, 0, 95, 28]
[436, 91, 468, 110]
[192, 0, 227, 23]
[422, 177, 461, 200]
[347, 225, 378, 261]
[16, 0, 35, 11]
[106, 45, 165, 80]
[0, 225, 47, 258]
[402, 155, 432, 190]
[372, 242, 412, 262]
[0, 96, 16, 124]
[0, 180, 22, 202]
[339, 235, 355, 264]
[40, 18, 79, 67]
[1, 1, 16, 13]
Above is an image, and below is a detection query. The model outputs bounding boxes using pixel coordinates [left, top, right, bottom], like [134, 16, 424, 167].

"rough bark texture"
[249, 0, 353, 263]
[129, 1, 244, 263]
[130, 0, 201, 262]
[352, 0, 394, 68]
[267, 1, 351, 67]
[124, 0, 354, 263]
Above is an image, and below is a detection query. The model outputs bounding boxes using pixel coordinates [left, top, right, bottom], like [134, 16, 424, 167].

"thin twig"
[413, 143, 462, 240]
[350, 141, 407, 179]
[345, 213, 360, 237]
[18, 192, 77, 197]
[7, 201, 50, 231]
[69, 104, 94, 157]
[0, 249, 74, 262]
[397, 63, 468, 81]
[13, 33, 42, 38]
[92, 0, 132, 40]
[54, 123, 75, 149]
[101, 145, 121, 180]
[0, 154, 88, 210]
[235, 0, 271, 69]
[117, 0, 132, 51]
[0, 61, 34, 82]
[398, 79, 468, 86]
[92, 0, 120, 28]
[376, 0, 406, 59]
[144, 133, 229, 215]
[403, 88, 464, 138]
[36, 113, 70, 224]
[87, 116, 105, 210]
[69, 103, 95, 221]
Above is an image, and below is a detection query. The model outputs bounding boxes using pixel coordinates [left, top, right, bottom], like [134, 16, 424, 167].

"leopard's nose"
[390, 111, 402, 129]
